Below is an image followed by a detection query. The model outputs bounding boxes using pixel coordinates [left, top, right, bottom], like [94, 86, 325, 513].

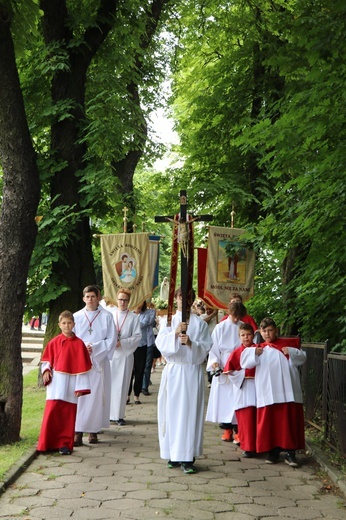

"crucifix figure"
[155, 190, 212, 332]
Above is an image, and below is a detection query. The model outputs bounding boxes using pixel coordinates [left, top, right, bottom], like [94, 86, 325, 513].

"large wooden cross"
[155, 190, 212, 330]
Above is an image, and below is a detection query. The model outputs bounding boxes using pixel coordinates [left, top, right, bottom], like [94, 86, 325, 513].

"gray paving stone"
[276, 507, 323, 519]
[26, 505, 75, 518]
[236, 502, 280, 517]
[214, 514, 257, 520]
[72, 508, 122, 519]
[0, 368, 345, 520]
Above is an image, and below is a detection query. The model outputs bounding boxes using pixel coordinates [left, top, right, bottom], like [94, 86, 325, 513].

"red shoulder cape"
[41, 333, 92, 374]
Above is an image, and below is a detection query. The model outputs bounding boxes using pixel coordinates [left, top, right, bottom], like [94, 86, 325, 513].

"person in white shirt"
[109, 287, 141, 425]
[73, 285, 117, 446]
[156, 287, 212, 474]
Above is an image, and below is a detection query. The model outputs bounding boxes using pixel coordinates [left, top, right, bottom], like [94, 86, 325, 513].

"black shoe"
[265, 448, 281, 464]
[59, 446, 71, 455]
[181, 462, 196, 474]
[141, 389, 150, 396]
[242, 451, 255, 458]
[116, 419, 126, 426]
[285, 451, 299, 467]
[167, 460, 180, 468]
[219, 422, 233, 430]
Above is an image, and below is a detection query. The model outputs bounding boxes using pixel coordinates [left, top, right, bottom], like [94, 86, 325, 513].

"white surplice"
[109, 310, 141, 421]
[240, 345, 307, 408]
[205, 318, 241, 423]
[156, 311, 212, 462]
[74, 306, 117, 432]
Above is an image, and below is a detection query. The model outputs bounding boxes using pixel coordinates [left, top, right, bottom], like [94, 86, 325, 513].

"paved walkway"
[1, 366, 345, 520]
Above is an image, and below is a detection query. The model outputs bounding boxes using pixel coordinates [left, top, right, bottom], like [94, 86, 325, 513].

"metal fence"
[301, 341, 346, 457]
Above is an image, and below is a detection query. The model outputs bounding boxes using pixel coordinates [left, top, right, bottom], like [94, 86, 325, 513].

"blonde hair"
[59, 310, 74, 322]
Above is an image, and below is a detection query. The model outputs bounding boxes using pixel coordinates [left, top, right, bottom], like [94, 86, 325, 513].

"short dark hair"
[83, 284, 99, 296]
[228, 301, 246, 319]
[260, 317, 277, 329]
[239, 322, 254, 334]
[229, 292, 243, 302]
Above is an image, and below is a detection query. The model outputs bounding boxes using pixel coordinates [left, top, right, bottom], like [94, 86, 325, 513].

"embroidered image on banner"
[204, 226, 255, 309]
[100, 233, 152, 309]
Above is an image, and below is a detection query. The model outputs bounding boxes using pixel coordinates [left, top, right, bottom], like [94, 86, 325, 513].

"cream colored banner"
[100, 233, 152, 309]
[204, 226, 255, 309]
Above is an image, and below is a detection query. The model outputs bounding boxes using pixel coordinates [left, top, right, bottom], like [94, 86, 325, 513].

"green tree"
[20, 0, 172, 336]
[0, 2, 41, 443]
[167, 0, 346, 348]
[0, 0, 172, 445]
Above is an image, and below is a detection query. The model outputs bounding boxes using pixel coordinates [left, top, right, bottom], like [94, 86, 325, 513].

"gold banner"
[204, 226, 255, 309]
[100, 233, 152, 309]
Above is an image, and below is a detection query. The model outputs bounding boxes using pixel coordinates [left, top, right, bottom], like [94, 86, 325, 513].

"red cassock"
[255, 338, 305, 453]
[224, 345, 257, 452]
[37, 334, 92, 453]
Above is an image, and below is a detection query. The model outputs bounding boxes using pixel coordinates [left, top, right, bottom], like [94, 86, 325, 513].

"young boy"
[205, 302, 246, 443]
[37, 311, 92, 455]
[223, 323, 261, 457]
[240, 317, 306, 467]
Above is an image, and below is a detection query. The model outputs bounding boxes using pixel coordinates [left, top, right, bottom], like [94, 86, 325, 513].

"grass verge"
[0, 369, 45, 482]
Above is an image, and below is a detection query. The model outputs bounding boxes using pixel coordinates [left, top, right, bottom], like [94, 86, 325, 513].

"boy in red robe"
[240, 317, 306, 467]
[223, 323, 261, 457]
[37, 311, 92, 455]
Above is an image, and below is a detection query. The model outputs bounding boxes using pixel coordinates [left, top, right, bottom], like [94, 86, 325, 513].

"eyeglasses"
[118, 298, 129, 302]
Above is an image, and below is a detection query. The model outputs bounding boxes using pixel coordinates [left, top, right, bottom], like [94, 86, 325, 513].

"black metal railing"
[301, 342, 346, 458]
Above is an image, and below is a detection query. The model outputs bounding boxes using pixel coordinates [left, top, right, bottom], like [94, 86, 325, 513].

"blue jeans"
[142, 344, 155, 391]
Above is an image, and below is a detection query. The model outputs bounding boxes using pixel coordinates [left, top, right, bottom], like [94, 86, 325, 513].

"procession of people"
[37, 278, 306, 473]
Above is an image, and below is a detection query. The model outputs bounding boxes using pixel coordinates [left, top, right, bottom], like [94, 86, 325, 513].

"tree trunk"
[0, 7, 41, 444]
[40, 0, 169, 334]
[40, 0, 119, 335]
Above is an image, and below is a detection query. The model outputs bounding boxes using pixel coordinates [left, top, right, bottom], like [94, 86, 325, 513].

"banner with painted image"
[100, 233, 152, 309]
[204, 226, 255, 309]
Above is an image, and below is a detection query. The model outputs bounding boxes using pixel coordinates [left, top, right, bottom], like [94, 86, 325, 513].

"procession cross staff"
[155, 190, 212, 334]
[122, 206, 128, 233]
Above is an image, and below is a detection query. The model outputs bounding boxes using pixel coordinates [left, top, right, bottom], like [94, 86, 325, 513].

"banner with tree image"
[203, 226, 255, 309]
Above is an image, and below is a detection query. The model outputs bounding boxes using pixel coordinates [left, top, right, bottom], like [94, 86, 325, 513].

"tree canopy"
[158, 0, 346, 349]
[1, 0, 345, 445]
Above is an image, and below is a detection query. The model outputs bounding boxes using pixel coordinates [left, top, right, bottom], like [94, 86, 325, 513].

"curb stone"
[0, 447, 37, 496]
[306, 441, 346, 498]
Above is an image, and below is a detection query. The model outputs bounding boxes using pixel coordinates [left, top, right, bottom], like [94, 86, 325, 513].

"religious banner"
[100, 233, 152, 309]
[203, 226, 255, 309]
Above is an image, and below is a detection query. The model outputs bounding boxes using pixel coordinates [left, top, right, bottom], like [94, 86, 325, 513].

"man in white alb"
[73, 284, 117, 446]
[156, 287, 212, 474]
[110, 287, 141, 425]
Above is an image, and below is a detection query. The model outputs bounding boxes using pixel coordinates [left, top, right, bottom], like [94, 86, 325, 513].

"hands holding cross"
[175, 322, 191, 347]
